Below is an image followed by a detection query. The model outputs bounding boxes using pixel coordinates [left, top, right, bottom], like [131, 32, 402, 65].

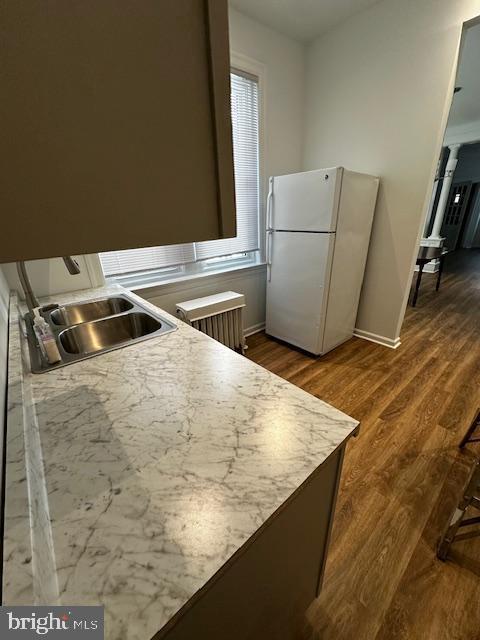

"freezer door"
[270, 168, 343, 232]
[266, 231, 335, 354]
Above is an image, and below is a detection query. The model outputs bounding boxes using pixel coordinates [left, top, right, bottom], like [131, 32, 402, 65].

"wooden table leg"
[412, 263, 424, 307]
[436, 254, 445, 291]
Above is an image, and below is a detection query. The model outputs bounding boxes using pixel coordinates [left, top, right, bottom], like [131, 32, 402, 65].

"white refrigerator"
[265, 167, 379, 355]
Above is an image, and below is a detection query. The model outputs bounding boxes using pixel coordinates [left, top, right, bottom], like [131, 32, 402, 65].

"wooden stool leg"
[459, 410, 480, 449]
[438, 505, 468, 561]
[438, 461, 480, 561]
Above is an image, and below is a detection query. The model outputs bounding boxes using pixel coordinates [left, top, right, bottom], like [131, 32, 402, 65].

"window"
[99, 69, 260, 284]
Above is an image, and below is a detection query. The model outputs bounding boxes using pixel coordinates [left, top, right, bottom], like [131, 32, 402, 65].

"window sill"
[109, 259, 267, 297]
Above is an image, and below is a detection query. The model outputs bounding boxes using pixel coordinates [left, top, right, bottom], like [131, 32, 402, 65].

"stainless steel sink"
[59, 312, 161, 355]
[50, 297, 133, 326]
[24, 292, 176, 373]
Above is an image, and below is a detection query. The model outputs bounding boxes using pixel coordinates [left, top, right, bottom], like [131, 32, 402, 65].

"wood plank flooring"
[247, 249, 480, 640]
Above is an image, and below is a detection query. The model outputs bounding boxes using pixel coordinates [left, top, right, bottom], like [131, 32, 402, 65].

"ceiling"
[229, 0, 382, 42]
[447, 22, 480, 129]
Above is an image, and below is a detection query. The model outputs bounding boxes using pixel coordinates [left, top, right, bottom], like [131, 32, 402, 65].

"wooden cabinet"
[0, 0, 235, 263]
[154, 447, 346, 640]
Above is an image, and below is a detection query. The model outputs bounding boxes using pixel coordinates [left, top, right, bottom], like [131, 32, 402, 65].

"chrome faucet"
[16, 257, 81, 316]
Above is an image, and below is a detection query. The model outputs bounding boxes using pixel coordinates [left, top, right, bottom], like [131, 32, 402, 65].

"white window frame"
[94, 54, 266, 290]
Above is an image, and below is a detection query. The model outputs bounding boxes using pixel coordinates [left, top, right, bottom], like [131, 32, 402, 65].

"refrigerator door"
[322, 170, 380, 353]
[266, 231, 335, 354]
[269, 168, 343, 232]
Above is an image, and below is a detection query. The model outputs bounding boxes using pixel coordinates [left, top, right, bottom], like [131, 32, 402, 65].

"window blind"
[195, 70, 259, 260]
[99, 243, 195, 276]
[99, 70, 259, 277]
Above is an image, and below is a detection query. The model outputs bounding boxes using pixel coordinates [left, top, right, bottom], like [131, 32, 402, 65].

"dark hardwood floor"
[247, 249, 480, 640]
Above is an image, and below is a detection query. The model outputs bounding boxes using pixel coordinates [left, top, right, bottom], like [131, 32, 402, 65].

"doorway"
[441, 181, 473, 250]
[410, 19, 480, 310]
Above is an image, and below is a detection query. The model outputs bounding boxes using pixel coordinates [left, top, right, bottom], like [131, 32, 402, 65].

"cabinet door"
[0, 0, 235, 263]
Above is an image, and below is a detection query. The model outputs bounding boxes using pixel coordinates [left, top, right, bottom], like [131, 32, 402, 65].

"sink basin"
[25, 292, 177, 373]
[50, 297, 133, 326]
[59, 312, 162, 355]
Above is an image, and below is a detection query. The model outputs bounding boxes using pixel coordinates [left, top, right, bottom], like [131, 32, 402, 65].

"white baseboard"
[245, 324, 401, 350]
[414, 260, 439, 274]
[353, 328, 401, 350]
[419, 237, 444, 248]
[423, 261, 440, 273]
[244, 322, 265, 338]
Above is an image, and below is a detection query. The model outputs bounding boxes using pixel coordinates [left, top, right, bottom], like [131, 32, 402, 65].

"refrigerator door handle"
[266, 229, 273, 282]
[266, 177, 274, 231]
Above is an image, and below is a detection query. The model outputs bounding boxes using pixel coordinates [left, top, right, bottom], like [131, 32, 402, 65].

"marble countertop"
[3, 284, 358, 639]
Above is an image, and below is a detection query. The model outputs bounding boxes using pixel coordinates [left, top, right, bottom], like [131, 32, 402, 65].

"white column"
[429, 143, 461, 242]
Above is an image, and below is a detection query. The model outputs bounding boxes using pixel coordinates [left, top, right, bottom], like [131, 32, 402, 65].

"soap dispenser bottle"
[33, 309, 62, 364]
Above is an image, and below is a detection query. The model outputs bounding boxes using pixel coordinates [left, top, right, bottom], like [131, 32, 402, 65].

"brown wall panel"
[0, 0, 236, 262]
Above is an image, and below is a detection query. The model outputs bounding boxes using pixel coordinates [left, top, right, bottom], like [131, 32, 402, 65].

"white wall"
[137, 264, 266, 334]
[2, 255, 102, 300]
[304, 0, 480, 343]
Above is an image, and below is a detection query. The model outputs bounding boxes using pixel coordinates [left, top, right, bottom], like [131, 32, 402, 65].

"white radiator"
[176, 291, 246, 354]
